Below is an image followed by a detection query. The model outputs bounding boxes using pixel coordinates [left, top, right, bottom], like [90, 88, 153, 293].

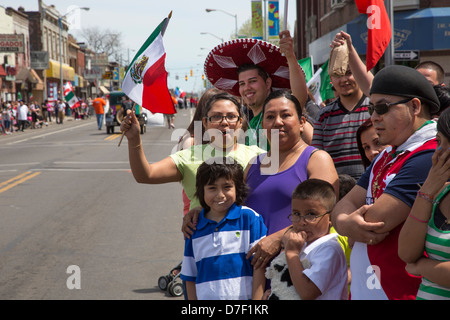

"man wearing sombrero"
[204, 31, 308, 148]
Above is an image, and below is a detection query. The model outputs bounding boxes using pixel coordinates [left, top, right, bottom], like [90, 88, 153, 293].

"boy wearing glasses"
[264, 179, 348, 300]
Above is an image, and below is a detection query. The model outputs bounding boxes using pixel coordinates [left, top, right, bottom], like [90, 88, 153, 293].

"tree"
[79, 26, 122, 62]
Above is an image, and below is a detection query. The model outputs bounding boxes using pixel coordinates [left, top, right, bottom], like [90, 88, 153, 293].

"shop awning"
[29, 69, 44, 90]
[347, 7, 450, 53]
[15, 67, 30, 83]
[0, 65, 7, 76]
[99, 85, 110, 94]
[46, 59, 75, 81]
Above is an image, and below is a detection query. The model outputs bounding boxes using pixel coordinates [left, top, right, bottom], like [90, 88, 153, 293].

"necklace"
[371, 150, 396, 200]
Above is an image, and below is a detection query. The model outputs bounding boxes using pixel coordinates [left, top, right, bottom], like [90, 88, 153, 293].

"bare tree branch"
[80, 26, 122, 61]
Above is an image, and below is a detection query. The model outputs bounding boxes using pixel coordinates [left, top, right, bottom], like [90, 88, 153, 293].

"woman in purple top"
[245, 90, 339, 270]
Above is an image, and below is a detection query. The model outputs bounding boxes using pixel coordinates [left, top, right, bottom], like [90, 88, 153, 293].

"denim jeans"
[96, 114, 104, 130]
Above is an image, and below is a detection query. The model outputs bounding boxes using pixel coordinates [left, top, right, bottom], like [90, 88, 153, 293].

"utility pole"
[384, 0, 394, 67]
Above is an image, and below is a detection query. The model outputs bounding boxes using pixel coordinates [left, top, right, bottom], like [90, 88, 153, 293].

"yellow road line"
[0, 171, 41, 194]
[0, 171, 33, 188]
[105, 134, 121, 141]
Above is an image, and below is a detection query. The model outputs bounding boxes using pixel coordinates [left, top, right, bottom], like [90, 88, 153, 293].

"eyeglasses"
[206, 114, 241, 124]
[287, 211, 330, 223]
[367, 98, 413, 116]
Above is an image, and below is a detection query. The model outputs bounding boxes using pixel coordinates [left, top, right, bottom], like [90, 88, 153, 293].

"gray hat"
[370, 65, 440, 114]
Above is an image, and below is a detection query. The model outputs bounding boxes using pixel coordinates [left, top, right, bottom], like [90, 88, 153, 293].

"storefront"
[310, 7, 450, 84]
[14, 67, 44, 103]
[45, 59, 75, 102]
[348, 7, 450, 83]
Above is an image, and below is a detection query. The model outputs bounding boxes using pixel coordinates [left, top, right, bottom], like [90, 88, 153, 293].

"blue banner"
[268, 0, 280, 40]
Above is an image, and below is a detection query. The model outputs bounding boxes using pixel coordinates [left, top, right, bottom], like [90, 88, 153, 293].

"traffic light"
[202, 74, 205, 80]
[185, 75, 188, 81]
[190, 69, 193, 77]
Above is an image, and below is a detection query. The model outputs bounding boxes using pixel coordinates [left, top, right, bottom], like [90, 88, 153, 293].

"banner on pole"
[252, 0, 263, 40]
[268, 0, 280, 40]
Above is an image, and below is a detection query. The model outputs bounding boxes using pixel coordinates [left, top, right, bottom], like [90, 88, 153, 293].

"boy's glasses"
[206, 114, 240, 124]
[367, 98, 413, 116]
[287, 212, 330, 223]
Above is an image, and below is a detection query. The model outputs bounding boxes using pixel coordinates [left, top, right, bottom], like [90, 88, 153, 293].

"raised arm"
[120, 111, 182, 184]
[279, 30, 308, 108]
[331, 31, 374, 97]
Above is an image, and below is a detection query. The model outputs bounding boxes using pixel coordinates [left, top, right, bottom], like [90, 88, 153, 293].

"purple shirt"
[245, 146, 315, 235]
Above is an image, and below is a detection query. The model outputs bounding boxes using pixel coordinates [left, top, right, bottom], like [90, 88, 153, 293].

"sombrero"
[204, 39, 290, 97]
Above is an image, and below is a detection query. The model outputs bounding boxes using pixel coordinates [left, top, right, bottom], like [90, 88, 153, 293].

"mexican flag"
[298, 56, 314, 83]
[306, 60, 335, 105]
[122, 12, 176, 114]
[355, 0, 392, 71]
[63, 82, 80, 109]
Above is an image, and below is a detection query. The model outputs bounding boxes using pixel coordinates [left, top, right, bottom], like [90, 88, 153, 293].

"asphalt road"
[0, 109, 196, 300]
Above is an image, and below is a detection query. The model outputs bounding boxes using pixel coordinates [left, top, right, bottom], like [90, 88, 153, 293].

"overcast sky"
[1, 0, 297, 93]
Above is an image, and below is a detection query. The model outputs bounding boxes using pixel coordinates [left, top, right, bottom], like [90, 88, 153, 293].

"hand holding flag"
[118, 109, 140, 147]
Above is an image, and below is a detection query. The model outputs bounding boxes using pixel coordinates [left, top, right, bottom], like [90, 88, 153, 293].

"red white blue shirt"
[181, 204, 267, 300]
[353, 122, 437, 300]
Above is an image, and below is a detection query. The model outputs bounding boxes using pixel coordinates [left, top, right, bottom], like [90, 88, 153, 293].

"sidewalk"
[0, 117, 96, 143]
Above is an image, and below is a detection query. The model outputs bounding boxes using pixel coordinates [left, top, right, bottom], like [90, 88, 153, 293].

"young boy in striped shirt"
[180, 158, 267, 300]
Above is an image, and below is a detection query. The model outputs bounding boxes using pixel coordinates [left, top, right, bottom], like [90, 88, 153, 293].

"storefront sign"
[30, 51, 50, 70]
[0, 34, 25, 53]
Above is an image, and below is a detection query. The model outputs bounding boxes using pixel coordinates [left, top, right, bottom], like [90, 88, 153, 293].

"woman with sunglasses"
[120, 92, 264, 212]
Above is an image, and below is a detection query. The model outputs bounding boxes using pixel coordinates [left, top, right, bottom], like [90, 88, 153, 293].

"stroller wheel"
[158, 276, 169, 290]
[168, 282, 183, 297]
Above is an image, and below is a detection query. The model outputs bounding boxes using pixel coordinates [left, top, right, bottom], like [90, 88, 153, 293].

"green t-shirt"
[245, 112, 269, 150]
[170, 143, 265, 209]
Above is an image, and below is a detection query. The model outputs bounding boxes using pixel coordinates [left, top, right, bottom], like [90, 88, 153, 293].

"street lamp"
[205, 8, 238, 39]
[200, 32, 224, 43]
[58, 7, 90, 101]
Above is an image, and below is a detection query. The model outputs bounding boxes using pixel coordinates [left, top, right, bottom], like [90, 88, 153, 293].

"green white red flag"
[122, 12, 176, 115]
[63, 82, 80, 109]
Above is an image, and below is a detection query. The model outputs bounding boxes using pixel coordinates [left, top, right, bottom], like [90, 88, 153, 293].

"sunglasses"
[368, 98, 413, 116]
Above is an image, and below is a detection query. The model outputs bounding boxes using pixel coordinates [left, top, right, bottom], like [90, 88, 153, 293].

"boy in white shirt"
[264, 179, 348, 300]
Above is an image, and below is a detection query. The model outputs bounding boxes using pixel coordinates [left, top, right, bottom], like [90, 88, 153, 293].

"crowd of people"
[0, 98, 92, 135]
[119, 29, 450, 300]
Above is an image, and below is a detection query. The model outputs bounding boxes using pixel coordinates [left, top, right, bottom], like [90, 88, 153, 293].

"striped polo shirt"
[311, 96, 370, 180]
[417, 185, 450, 300]
[181, 204, 267, 300]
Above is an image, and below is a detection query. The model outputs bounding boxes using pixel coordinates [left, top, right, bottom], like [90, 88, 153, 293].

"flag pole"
[119, 11, 173, 147]
[284, 0, 288, 31]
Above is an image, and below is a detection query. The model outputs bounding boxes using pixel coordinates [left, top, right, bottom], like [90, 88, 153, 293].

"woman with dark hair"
[356, 118, 389, 168]
[176, 88, 224, 215]
[434, 85, 450, 116]
[244, 90, 342, 269]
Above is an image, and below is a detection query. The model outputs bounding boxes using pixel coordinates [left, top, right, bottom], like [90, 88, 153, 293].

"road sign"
[394, 50, 420, 61]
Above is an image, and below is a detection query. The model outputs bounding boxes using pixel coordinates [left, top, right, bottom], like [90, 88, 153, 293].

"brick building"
[295, 0, 450, 85]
